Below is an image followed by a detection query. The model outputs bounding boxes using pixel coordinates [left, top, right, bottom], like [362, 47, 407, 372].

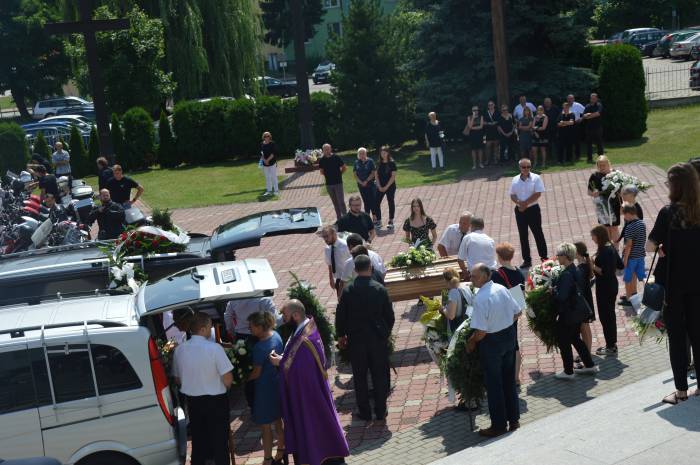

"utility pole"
[490, 0, 509, 108]
[291, 0, 315, 149]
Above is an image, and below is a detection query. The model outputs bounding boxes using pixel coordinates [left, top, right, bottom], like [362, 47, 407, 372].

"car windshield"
[141, 268, 201, 312]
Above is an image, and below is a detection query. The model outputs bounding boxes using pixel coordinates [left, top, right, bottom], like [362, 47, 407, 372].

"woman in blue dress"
[247, 311, 286, 465]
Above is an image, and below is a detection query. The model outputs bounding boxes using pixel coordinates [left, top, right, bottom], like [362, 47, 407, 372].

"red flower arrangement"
[115, 227, 187, 256]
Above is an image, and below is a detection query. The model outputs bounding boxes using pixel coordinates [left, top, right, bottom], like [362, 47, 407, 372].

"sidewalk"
[431, 368, 698, 465]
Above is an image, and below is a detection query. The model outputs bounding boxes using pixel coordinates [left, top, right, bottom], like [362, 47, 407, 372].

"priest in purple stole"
[270, 299, 349, 465]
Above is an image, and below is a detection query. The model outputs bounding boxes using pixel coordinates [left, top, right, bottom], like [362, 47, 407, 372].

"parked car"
[38, 115, 93, 131]
[312, 62, 335, 84]
[605, 32, 623, 44]
[691, 45, 700, 61]
[260, 76, 297, 97]
[0, 259, 277, 464]
[670, 32, 700, 59]
[0, 459, 61, 465]
[626, 30, 666, 55]
[620, 27, 660, 43]
[657, 30, 698, 57]
[32, 97, 92, 119]
[690, 60, 700, 89]
[55, 105, 95, 121]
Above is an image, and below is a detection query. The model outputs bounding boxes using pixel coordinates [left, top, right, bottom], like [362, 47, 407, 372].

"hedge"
[598, 44, 647, 141]
[69, 125, 89, 178]
[0, 122, 29, 175]
[122, 106, 155, 170]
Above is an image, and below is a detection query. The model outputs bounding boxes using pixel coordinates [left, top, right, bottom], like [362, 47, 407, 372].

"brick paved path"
[170, 163, 672, 465]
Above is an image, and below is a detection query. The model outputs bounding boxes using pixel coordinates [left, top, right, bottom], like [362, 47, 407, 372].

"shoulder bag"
[641, 250, 664, 312]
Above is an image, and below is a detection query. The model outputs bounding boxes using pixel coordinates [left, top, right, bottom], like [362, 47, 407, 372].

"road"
[643, 55, 697, 99]
[308, 78, 332, 94]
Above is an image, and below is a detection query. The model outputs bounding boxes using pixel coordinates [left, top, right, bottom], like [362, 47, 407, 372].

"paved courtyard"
[169, 162, 675, 464]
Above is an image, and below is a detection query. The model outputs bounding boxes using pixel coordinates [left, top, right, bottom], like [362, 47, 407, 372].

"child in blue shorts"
[621, 203, 646, 306]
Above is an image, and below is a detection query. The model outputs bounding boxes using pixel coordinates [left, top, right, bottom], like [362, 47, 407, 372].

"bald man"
[437, 211, 473, 257]
[87, 189, 126, 240]
[318, 143, 347, 220]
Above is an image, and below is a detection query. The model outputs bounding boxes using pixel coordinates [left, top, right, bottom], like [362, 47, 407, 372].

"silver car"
[670, 32, 700, 59]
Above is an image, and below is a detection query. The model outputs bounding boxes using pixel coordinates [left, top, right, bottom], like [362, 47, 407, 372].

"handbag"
[642, 251, 665, 312]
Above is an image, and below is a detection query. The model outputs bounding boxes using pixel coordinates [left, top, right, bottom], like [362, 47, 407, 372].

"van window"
[92, 344, 142, 395]
[47, 344, 97, 403]
[0, 350, 36, 414]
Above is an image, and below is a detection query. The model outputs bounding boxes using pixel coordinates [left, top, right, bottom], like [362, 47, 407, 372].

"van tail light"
[148, 337, 175, 425]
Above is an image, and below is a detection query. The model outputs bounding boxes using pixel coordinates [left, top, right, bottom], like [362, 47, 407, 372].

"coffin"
[384, 257, 461, 302]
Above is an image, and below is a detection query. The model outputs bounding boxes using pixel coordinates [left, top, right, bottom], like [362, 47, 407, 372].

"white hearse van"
[0, 259, 277, 465]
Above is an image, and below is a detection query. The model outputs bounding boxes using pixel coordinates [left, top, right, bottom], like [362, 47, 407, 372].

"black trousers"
[499, 134, 517, 161]
[514, 204, 548, 263]
[595, 285, 618, 348]
[666, 293, 700, 391]
[358, 183, 380, 220]
[574, 124, 583, 160]
[586, 126, 604, 162]
[376, 184, 396, 221]
[558, 134, 574, 164]
[187, 393, 230, 465]
[556, 319, 594, 374]
[349, 333, 390, 418]
[478, 324, 519, 430]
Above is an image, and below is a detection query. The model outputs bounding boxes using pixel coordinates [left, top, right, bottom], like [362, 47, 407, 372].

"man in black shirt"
[336, 254, 395, 421]
[318, 143, 347, 221]
[88, 189, 126, 240]
[583, 93, 604, 163]
[106, 164, 144, 208]
[33, 165, 59, 199]
[96, 156, 114, 191]
[336, 195, 376, 242]
[44, 193, 75, 223]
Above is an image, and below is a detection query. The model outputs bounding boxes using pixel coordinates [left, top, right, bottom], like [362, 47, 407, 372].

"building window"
[327, 22, 341, 37]
[324, 0, 340, 8]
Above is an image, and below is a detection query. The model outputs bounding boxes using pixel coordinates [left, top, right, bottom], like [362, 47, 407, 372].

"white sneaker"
[574, 365, 599, 375]
[554, 371, 576, 380]
[263, 191, 271, 196]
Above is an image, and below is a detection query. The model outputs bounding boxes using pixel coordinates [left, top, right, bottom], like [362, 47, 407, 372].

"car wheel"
[45, 113, 54, 118]
[77, 452, 138, 465]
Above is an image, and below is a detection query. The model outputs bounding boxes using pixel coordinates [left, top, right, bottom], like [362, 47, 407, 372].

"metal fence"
[644, 63, 698, 100]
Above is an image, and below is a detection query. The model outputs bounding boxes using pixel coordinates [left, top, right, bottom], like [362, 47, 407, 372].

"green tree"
[260, 0, 324, 47]
[157, 110, 178, 168]
[34, 131, 52, 159]
[110, 113, 126, 165]
[122, 106, 155, 170]
[593, 0, 700, 38]
[328, 0, 413, 148]
[598, 45, 647, 140]
[88, 125, 100, 165]
[65, 6, 175, 115]
[0, 123, 29, 174]
[0, 0, 71, 118]
[68, 125, 88, 178]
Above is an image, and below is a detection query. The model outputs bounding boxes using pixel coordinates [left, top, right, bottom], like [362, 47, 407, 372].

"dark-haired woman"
[403, 198, 437, 247]
[648, 163, 700, 405]
[464, 106, 484, 169]
[376, 147, 397, 230]
[590, 225, 619, 357]
[575, 241, 595, 354]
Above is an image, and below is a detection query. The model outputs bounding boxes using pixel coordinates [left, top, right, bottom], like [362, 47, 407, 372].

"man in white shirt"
[437, 211, 472, 257]
[566, 94, 586, 160]
[173, 312, 233, 465]
[457, 216, 496, 275]
[466, 264, 521, 438]
[509, 159, 548, 268]
[224, 297, 280, 341]
[512, 95, 537, 120]
[344, 232, 385, 274]
[320, 225, 352, 298]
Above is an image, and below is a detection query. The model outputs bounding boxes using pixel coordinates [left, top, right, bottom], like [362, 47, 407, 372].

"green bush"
[88, 125, 99, 166]
[157, 110, 178, 168]
[68, 125, 89, 178]
[172, 99, 232, 164]
[33, 131, 52, 160]
[310, 92, 338, 149]
[255, 95, 284, 148]
[280, 97, 300, 155]
[122, 106, 155, 170]
[110, 113, 126, 166]
[0, 122, 29, 175]
[228, 98, 258, 157]
[598, 44, 647, 141]
[591, 45, 605, 74]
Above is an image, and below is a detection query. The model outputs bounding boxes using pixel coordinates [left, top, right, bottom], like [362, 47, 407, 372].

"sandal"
[662, 391, 688, 405]
[273, 448, 289, 465]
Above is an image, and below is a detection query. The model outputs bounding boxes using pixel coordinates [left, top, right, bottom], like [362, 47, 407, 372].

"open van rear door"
[134, 259, 278, 318]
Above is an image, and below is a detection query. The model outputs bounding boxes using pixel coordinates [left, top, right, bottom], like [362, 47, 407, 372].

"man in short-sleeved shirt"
[457, 216, 496, 273]
[319, 143, 347, 220]
[466, 264, 521, 437]
[337, 195, 376, 242]
[51, 141, 71, 177]
[437, 212, 472, 257]
[173, 312, 233, 465]
[509, 159, 548, 268]
[320, 225, 353, 297]
[513, 95, 536, 120]
[105, 164, 143, 208]
[224, 297, 279, 340]
[34, 165, 59, 199]
[583, 93, 604, 163]
[566, 94, 586, 160]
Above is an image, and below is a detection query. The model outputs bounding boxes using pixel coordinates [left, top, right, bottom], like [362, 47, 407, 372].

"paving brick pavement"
[169, 163, 676, 465]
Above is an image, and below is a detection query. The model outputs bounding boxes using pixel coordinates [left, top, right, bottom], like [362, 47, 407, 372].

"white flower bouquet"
[600, 170, 651, 198]
[294, 149, 322, 166]
[525, 259, 564, 352]
[225, 339, 254, 385]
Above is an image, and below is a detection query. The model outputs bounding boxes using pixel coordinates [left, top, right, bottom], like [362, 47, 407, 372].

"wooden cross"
[45, 0, 130, 161]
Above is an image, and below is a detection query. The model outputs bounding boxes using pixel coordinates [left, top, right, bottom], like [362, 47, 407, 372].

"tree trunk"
[291, 0, 314, 149]
[490, 0, 509, 108]
[10, 86, 31, 120]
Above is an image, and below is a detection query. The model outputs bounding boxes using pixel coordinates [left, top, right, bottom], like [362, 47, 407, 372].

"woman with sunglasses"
[464, 105, 485, 169]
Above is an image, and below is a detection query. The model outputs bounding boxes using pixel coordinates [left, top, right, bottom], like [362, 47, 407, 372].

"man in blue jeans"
[467, 263, 522, 437]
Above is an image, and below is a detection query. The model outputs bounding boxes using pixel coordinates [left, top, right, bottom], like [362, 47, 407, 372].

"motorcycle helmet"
[19, 171, 32, 183]
[19, 216, 40, 229]
[15, 223, 36, 240]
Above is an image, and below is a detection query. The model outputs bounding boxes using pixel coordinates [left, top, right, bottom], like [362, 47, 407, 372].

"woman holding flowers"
[590, 225, 619, 356]
[588, 155, 621, 244]
[247, 312, 286, 465]
[403, 198, 438, 247]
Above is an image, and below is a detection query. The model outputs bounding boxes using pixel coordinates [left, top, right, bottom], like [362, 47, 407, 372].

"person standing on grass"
[532, 105, 549, 169]
[513, 95, 536, 121]
[497, 105, 516, 163]
[425, 112, 445, 169]
[105, 164, 144, 209]
[557, 102, 576, 164]
[464, 105, 485, 169]
[261, 131, 279, 196]
[51, 141, 71, 184]
[509, 159, 548, 268]
[96, 156, 114, 191]
[319, 143, 347, 221]
[566, 94, 586, 161]
[583, 93, 604, 163]
[353, 147, 380, 227]
[437, 211, 473, 258]
[517, 107, 534, 160]
[590, 225, 619, 357]
[483, 100, 500, 165]
[376, 146, 397, 230]
[620, 203, 646, 307]
[247, 311, 286, 465]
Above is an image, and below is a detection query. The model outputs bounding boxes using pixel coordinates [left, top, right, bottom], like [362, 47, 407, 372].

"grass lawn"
[0, 95, 15, 110]
[102, 104, 700, 210]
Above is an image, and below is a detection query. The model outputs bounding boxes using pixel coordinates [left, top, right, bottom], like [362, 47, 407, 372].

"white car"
[38, 115, 93, 131]
[670, 32, 700, 59]
[32, 97, 92, 120]
[0, 260, 278, 465]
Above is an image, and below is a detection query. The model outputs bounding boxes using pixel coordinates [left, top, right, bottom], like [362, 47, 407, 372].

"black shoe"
[520, 261, 532, 269]
[353, 411, 372, 422]
[375, 411, 387, 421]
[619, 297, 632, 307]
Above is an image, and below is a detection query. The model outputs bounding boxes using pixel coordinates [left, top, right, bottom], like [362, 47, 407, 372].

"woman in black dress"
[574, 241, 595, 354]
[588, 155, 621, 244]
[403, 198, 437, 247]
[483, 100, 500, 166]
[464, 105, 484, 170]
[261, 131, 279, 195]
[376, 146, 397, 229]
[590, 225, 619, 356]
[648, 163, 700, 404]
[532, 105, 549, 169]
[497, 104, 516, 163]
[557, 102, 576, 164]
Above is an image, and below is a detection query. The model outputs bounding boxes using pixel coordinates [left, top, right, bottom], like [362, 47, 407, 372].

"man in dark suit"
[335, 254, 394, 421]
